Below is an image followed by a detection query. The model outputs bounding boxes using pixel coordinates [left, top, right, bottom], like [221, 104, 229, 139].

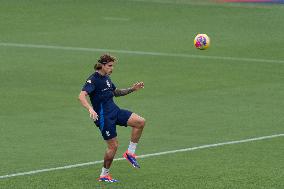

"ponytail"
[94, 63, 102, 70]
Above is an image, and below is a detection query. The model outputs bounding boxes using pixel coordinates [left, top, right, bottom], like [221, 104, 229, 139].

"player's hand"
[132, 81, 144, 91]
[89, 108, 98, 121]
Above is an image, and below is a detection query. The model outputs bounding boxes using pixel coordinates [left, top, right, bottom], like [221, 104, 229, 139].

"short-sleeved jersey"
[81, 72, 133, 140]
[82, 72, 119, 114]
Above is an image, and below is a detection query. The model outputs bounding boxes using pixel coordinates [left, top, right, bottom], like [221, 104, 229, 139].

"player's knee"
[108, 141, 119, 151]
[139, 117, 146, 128]
[113, 142, 119, 151]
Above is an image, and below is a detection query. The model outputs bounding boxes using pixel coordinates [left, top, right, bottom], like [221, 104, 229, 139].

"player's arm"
[78, 91, 98, 120]
[113, 82, 144, 97]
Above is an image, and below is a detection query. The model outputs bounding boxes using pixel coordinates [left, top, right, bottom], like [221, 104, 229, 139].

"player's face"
[102, 62, 115, 75]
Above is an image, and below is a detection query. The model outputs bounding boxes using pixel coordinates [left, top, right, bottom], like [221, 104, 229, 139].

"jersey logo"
[87, 80, 92, 84]
[106, 80, 111, 87]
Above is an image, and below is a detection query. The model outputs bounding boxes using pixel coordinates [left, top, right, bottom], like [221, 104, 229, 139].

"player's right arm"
[78, 91, 98, 121]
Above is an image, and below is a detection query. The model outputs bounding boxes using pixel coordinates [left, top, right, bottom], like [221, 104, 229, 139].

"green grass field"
[1, 0, 284, 188]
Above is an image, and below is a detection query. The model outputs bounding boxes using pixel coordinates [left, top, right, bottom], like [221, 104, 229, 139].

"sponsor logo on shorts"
[106, 131, 110, 136]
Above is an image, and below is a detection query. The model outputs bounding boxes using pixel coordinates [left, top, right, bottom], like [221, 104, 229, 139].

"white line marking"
[131, 0, 216, 6]
[129, 0, 277, 9]
[1, 42, 284, 64]
[103, 17, 130, 21]
[0, 133, 283, 179]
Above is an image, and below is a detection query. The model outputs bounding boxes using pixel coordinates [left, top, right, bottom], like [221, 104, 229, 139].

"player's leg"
[124, 113, 146, 168]
[98, 137, 119, 182]
[104, 137, 118, 169]
[127, 113, 146, 143]
[98, 115, 119, 182]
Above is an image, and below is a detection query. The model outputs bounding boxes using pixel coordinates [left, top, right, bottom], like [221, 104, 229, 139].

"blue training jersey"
[82, 72, 119, 114]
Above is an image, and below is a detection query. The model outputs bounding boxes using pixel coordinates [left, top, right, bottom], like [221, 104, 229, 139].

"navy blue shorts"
[95, 109, 132, 140]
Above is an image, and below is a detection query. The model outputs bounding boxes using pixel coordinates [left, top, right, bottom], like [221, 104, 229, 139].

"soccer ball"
[194, 34, 210, 50]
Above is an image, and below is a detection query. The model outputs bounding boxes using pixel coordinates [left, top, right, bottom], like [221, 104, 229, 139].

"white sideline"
[0, 133, 283, 179]
[103, 17, 130, 21]
[1, 42, 284, 64]
[130, 0, 282, 9]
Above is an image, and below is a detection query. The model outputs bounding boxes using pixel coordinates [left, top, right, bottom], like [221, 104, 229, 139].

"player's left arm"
[113, 81, 144, 97]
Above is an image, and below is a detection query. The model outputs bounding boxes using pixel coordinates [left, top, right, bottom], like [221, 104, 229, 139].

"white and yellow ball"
[194, 34, 210, 50]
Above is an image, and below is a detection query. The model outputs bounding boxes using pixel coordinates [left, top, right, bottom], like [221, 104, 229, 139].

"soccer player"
[78, 54, 145, 182]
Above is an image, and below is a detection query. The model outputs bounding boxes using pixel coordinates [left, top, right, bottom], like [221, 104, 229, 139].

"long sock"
[127, 141, 137, 154]
[100, 167, 109, 176]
